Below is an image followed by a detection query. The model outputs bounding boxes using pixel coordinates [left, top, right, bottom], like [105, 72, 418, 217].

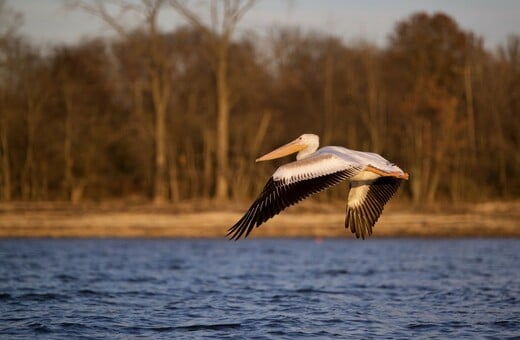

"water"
[0, 238, 518, 339]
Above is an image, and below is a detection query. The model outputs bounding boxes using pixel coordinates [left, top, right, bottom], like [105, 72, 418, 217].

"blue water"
[0, 238, 519, 339]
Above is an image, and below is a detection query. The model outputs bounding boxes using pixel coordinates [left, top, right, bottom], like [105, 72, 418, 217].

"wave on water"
[0, 238, 519, 338]
[173, 323, 242, 331]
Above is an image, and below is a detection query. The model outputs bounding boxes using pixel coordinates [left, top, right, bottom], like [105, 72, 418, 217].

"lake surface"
[0, 238, 519, 339]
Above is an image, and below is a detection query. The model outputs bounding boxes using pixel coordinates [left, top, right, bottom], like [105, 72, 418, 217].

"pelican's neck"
[296, 143, 319, 160]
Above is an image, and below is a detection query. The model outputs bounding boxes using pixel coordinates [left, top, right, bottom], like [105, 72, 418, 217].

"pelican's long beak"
[256, 138, 307, 162]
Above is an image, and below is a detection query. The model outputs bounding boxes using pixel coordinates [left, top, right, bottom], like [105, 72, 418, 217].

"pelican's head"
[256, 134, 319, 162]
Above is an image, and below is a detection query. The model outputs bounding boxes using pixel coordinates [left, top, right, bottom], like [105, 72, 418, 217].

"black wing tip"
[226, 229, 239, 241]
[226, 218, 255, 241]
[226, 225, 246, 241]
[345, 176, 402, 239]
[226, 230, 248, 241]
[345, 203, 378, 240]
[228, 168, 359, 240]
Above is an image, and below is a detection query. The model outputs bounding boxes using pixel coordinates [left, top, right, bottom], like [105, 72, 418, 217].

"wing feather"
[228, 154, 363, 240]
[345, 177, 402, 239]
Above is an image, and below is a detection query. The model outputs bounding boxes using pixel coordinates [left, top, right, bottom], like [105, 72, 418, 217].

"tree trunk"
[63, 86, 74, 201]
[149, 12, 171, 204]
[184, 137, 199, 198]
[0, 113, 11, 200]
[215, 43, 230, 200]
[322, 50, 333, 146]
[362, 48, 384, 154]
[22, 102, 37, 200]
[168, 144, 180, 202]
[153, 87, 168, 204]
[410, 131, 423, 206]
[202, 128, 214, 199]
[366, 69, 382, 153]
[71, 178, 86, 204]
[464, 64, 476, 160]
[425, 165, 441, 205]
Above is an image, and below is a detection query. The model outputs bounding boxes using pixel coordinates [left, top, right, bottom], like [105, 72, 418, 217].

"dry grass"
[0, 200, 518, 238]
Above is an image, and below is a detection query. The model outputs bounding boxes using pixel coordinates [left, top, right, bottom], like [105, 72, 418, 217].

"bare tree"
[68, 0, 173, 203]
[0, 0, 22, 38]
[170, 0, 256, 200]
[1, 6, 519, 205]
[0, 0, 23, 200]
[387, 12, 477, 205]
[15, 48, 51, 200]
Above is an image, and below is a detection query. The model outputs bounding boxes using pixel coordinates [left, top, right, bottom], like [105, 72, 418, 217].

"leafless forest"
[0, 1, 519, 207]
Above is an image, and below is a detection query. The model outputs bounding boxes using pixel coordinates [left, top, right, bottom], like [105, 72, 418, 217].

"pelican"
[227, 133, 409, 240]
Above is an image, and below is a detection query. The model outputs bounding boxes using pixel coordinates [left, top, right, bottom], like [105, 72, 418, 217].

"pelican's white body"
[273, 145, 405, 184]
[228, 133, 409, 240]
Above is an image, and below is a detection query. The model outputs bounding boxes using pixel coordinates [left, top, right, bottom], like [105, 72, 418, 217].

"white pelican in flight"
[227, 133, 409, 240]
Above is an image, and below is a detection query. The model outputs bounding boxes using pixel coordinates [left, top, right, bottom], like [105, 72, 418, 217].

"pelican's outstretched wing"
[227, 154, 363, 240]
[345, 177, 402, 239]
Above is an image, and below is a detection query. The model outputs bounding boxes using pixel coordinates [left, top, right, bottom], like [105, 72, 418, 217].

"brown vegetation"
[0, 1, 519, 220]
[0, 201, 518, 238]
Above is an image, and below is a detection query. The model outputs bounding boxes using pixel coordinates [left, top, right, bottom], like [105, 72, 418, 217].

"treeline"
[0, 3, 518, 205]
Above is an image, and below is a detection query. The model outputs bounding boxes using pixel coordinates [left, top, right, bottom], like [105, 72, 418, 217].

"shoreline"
[0, 201, 518, 238]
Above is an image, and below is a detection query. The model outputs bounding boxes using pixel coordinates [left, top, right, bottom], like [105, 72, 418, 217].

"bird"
[227, 133, 409, 240]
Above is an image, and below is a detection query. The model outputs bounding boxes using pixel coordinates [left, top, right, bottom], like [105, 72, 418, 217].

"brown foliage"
[0, 8, 518, 205]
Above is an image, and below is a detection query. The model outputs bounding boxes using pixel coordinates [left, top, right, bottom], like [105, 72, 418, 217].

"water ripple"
[0, 238, 518, 338]
[174, 323, 242, 331]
